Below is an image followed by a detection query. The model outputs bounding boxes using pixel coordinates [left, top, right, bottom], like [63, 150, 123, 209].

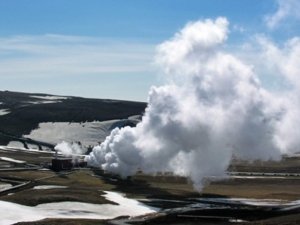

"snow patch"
[20, 95, 70, 105]
[30, 95, 69, 100]
[0, 184, 12, 191]
[33, 185, 67, 190]
[0, 109, 10, 116]
[0, 191, 159, 225]
[7, 141, 25, 149]
[0, 157, 26, 164]
[196, 197, 287, 206]
[0, 145, 53, 154]
[25, 120, 133, 146]
[25, 100, 61, 104]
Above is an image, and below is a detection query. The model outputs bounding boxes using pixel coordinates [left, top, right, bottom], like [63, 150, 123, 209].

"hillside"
[0, 91, 146, 146]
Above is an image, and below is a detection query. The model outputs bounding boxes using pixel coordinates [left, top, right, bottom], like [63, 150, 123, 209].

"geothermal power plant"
[0, 2, 300, 224]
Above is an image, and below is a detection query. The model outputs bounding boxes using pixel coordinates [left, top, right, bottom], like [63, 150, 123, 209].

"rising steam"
[55, 141, 86, 156]
[58, 17, 299, 190]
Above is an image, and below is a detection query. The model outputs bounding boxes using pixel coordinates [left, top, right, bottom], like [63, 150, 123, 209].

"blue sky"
[0, 0, 300, 101]
[0, 0, 276, 41]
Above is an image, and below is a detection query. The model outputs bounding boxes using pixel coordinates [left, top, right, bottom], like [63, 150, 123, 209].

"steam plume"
[84, 17, 289, 190]
[256, 37, 300, 154]
[55, 141, 85, 156]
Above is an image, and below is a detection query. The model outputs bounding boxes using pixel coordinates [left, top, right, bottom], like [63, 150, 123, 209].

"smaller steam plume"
[54, 141, 86, 156]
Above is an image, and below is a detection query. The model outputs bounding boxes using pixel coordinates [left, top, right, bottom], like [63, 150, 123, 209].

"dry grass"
[202, 177, 300, 201]
[0, 150, 53, 165]
[0, 150, 299, 225]
[242, 213, 300, 225]
[0, 170, 55, 181]
[0, 170, 115, 206]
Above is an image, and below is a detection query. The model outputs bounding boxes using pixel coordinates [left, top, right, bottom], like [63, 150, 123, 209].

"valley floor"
[0, 146, 299, 225]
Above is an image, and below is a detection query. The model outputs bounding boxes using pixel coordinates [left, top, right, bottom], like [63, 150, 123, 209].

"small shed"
[51, 158, 73, 171]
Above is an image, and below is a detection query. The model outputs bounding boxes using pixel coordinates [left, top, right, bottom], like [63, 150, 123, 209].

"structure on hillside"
[51, 158, 73, 171]
[51, 150, 87, 172]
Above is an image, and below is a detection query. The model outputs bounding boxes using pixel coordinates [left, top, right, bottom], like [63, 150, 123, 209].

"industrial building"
[51, 149, 87, 172]
[51, 158, 73, 171]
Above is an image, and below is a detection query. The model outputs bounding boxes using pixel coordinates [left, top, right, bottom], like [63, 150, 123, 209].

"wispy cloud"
[265, 0, 300, 29]
[0, 34, 155, 78]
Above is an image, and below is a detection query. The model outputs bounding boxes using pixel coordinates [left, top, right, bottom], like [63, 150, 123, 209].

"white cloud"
[0, 34, 155, 78]
[232, 24, 245, 33]
[253, 36, 300, 154]
[85, 18, 284, 191]
[231, 34, 300, 155]
[265, 0, 300, 29]
[255, 36, 300, 86]
[155, 17, 229, 76]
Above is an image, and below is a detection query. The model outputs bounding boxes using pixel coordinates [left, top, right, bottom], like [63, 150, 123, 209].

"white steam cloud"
[82, 17, 298, 190]
[256, 36, 300, 154]
[54, 141, 85, 156]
